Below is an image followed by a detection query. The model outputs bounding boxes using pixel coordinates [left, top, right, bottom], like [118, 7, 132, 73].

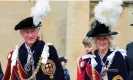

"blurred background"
[0, 1, 133, 80]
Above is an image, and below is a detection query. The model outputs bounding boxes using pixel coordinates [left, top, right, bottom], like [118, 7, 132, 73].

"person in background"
[82, 37, 94, 55]
[0, 62, 3, 80]
[77, 37, 96, 80]
[126, 23, 133, 80]
[59, 57, 70, 80]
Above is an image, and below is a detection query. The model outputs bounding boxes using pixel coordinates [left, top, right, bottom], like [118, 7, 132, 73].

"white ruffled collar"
[11, 42, 52, 69]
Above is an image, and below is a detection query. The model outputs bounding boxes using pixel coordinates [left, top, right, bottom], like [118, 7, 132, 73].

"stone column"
[114, 6, 133, 49]
[65, 1, 90, 80]
[42, 1, 67, 56]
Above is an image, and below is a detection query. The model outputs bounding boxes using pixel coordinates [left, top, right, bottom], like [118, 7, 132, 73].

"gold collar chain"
[17, 57, 42, 80]
[101, 61, 111, 80]
[91, 50, 96, 80]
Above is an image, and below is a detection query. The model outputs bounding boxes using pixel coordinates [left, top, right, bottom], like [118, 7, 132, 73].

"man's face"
[20, 27, 39, 46]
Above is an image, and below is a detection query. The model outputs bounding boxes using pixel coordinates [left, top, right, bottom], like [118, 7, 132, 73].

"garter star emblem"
[113, 75, 123, 80]
[41, 59, 56, 79]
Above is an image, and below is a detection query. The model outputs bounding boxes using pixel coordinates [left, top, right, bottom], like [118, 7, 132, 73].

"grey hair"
[91, 36, 115, 50]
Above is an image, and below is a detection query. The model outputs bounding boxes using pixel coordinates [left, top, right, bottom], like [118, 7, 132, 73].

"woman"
[77, 0, 129, 79]
[85, 20, 129, 80]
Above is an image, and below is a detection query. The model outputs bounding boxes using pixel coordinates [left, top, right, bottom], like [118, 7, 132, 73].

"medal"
[41, 59, 56, 79]
[113, 75, 123, 80]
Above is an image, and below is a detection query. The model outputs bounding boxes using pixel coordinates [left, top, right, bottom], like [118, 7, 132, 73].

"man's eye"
[103, 37, 108, 39]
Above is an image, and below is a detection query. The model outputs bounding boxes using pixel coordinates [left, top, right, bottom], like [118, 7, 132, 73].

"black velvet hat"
[14, 17, 41, 30]
[86, 20, 118, 37]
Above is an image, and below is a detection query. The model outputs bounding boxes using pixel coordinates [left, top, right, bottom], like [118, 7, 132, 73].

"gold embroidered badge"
[112, 75, 123, 80]
[41, 59, 56, 79]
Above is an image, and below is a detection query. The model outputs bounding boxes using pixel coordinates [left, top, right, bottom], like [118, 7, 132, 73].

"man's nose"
[28, 32, 33, 37]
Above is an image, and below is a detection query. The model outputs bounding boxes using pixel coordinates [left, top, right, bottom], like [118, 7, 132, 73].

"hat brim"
[97, 32, 118, 36]
[15, 26, 40, 30]
[60, 59, 67, 63]
[64, 60, 67, 63]
[86, 30, 118, 37]
[130, 24, 133, 26]
[63, 59, 67, 62]
[15, 17, 41, 30]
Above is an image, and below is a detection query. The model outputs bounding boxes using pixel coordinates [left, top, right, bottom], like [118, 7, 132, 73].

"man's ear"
[38, 27, 40, 30]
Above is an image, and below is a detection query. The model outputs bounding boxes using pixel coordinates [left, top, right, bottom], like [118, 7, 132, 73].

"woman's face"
[95, 36, 110, 51]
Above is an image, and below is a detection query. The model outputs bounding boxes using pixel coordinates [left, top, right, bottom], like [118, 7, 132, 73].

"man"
[126, 41, 133, 62]
[126, 24, 133, 80]
[59, 57, 70, 80]
[3, 17, 65, 80]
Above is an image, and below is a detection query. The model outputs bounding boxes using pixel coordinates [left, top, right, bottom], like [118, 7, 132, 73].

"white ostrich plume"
[94, 0, 123, 29]
[31, 0, 51, 26]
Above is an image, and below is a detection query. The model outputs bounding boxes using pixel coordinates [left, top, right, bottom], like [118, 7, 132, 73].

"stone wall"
[0, 1, 133, 80]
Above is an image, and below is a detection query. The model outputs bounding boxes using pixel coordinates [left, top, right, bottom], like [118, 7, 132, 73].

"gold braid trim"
[91, 49, 96, 80]
[92, 68, 96, 80]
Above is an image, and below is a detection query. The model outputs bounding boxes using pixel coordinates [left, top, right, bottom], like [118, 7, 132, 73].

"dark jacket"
[95, 49, 129, 80]
[0, 63, 3, 80]
[126, 42, 133, 60]
[126, 42, 133, 80]
[77, 49, 129, 80]
[64, 68, 70, 80]
[3, 40, 65, 80]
